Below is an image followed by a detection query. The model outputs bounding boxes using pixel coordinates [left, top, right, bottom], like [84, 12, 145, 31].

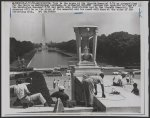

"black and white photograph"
[1, 1, 149, 117]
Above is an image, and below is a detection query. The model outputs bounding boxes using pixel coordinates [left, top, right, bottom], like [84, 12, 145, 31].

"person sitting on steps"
[51, 86, 69, 107]
[13, 79, 49, 108]
[131, 83, 139, 96]
[113, 73, 123, 87]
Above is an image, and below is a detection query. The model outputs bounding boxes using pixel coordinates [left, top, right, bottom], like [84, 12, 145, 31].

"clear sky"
[10, 12, 140, 43]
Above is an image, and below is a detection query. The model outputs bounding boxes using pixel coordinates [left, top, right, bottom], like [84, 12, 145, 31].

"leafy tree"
[10, 37, 34, 64]
[55, 40, 77, 54]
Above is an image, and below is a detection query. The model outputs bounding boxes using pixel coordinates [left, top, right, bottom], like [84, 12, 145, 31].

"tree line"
[48, 31, 140, 66]
[10, 37, 40, 64]
[96, 32, 140, 66]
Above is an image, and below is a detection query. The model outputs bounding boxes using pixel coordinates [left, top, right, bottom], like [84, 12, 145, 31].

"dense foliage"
[10, 37, 35, 64]
[48, 32, 140, 66]
[96, 32, 140, 65]
[47, 40, 77, 53]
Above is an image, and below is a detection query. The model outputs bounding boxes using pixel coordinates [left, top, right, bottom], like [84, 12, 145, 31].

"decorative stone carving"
[74, 26, 98, 66]
[81, 46, 93, 62]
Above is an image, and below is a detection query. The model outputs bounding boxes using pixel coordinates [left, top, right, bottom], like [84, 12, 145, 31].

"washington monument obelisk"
[42, 14, 46, 48]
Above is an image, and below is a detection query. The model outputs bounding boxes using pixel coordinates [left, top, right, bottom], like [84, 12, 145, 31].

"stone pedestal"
[74, 65, 101, 77]
[73, 26, 101, 76]
[71, 26, 102, 104]
[74, 26, 98, 66]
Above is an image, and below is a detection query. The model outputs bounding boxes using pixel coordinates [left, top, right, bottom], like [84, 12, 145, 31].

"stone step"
[65, 106, 93, 113]
[106, 106, 140, 113]
[93, 86, 141, 113]
[10, 105, 93, 114]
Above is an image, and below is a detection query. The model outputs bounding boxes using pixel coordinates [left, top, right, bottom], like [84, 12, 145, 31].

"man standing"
[53, 79, 57, 89]
[129, 71, 134, 84]
[57, 80, 60, 88]
[82, 73, 105, 107]
[63, 80, 66, 88]
[13, 79, 49, 108]
[68, 79, 71, 88]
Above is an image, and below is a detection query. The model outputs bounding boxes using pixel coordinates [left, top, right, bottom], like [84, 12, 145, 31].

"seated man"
[51, 86, 69, 107]
[131, 83, 139, 95]
[113, 74, 123, 86]
[11, 78, 32, 107]
[81, 46, 93, 62]
[13, 79, 49, 108]
[125, 74, 130, 84]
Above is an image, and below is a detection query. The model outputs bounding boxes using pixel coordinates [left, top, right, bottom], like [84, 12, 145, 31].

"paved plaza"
[44, 75, 72, 102]
[44, 74, 141, 100]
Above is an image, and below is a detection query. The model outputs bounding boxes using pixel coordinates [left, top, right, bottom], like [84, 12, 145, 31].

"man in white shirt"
[113, 74, 123, 86]
[13, 79, 49, 108]
[82, 73, 105, 107]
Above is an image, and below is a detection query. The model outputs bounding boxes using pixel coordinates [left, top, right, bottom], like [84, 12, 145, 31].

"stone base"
[77, 61, 97, 66]
[74, 65, 101, 77]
